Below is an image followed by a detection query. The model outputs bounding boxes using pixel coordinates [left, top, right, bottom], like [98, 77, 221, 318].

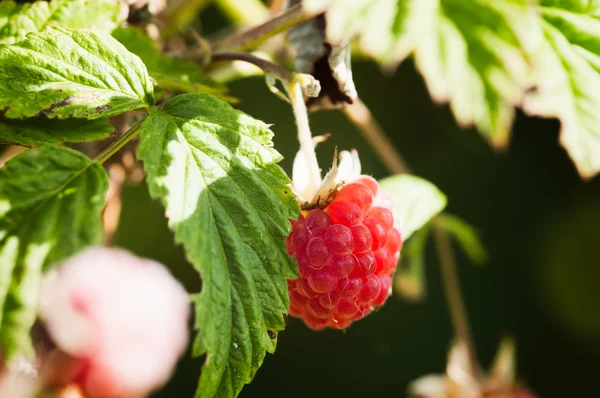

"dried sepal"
[285, 0, 357, 110]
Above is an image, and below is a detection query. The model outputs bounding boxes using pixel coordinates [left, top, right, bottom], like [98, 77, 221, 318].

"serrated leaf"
[0, 26, 154, 119]
[394, 224, 430, 301]
[435, 213, 487, 265]
[523, 2, 600, 178]
[308, 0, 535, 146]
[379, 174, 446, 240]
[137, 93, 299, 398]
[111, 27, 228, 97]
[0, 0, 122, 44]
[0, 146, 108, 361]
[0, 117, 113, 146]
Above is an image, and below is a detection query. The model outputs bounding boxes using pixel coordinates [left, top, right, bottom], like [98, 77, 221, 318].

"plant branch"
[344, 99, 411, 175]
[93, 120, 144, 164]
[210, 52, 294, 82]
[347, 97, 478, 377]
[209, 4, 319, 53]
[433, 218, 479, 378]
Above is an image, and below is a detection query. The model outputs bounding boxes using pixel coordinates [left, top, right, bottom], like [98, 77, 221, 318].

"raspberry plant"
[0, 0, 597, 397]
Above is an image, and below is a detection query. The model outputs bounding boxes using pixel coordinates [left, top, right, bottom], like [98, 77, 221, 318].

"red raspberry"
[286, 176, 403, 330]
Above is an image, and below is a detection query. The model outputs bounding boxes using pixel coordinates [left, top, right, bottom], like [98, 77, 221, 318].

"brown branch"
[433, 218, 479, 378]
[210, 52, 294, 82]
[345, 97, 479, 379]
[208, 4, 320, 52]
[344, 99, 411, 175]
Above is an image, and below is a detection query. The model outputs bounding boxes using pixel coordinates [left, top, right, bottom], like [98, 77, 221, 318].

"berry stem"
[344, 99, 410, 175]
[209, 53, 322, 195]
[433, 218, 479, 378]
[288, 80, 322, 197]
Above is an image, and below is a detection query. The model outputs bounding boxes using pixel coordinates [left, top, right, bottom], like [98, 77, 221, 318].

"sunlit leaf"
[0, 27, 154, 120]
[137, 93, 299, 398]
[0, 147, 108, 361]
[379, 174, 447, 240]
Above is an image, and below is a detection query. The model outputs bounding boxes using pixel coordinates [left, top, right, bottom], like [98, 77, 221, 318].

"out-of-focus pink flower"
[39, 247, 190, 398]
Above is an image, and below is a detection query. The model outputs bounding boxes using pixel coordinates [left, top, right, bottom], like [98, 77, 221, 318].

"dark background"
[113, 4, 600, 398]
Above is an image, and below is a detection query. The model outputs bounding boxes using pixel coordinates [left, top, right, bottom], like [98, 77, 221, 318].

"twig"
[433, 218, 479, 378]
[210, 52, 294, 82]
[344, 99, 411, 175]
[346, 97, 479, 378]
[209, 4, 319, 52]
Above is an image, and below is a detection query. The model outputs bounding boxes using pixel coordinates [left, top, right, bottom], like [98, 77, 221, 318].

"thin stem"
[289, 81, 321, 194]
[209, 4, 318, 52]
[433, 218, 479, 378]
[93, 120, 143, 164]
[347, 96, 479, 377]
[344, 99, 411, 175]
[210, 52, 294, 82]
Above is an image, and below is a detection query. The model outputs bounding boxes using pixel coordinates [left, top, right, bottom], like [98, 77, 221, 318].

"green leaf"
[435, 213, 487, 265]
[137, 93, 299, 398]
[0, 0, 122, 44]
[379, 174, 446, 241]
[523, 2, 600, 178]
[0, 117, 113, 146]
[0, 26, 154, 119]
[111, 27, 229, 98]
[307, 0, 535, 146]
[394, 224, 430, 301]
[0, 146, 108, 361]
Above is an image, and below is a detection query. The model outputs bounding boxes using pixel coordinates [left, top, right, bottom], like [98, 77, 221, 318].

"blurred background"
[110, 3, 600, 398]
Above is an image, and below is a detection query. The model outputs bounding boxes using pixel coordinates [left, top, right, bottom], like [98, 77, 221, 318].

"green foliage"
[0, 0, 595, 394]
[0, 146, 108, 362]
[308, 0, 600, 178]
[436, 213, 487, 265]
[379, 174, 447, 240]
[137, 93, 299, 398]
[0, 0, 122, 44]
[111, 27, 227, 97]
[0, 117, 113, 146]
[0, 26, 154, 120]
[523, 1, 600, 178]
[307, 0, 534, 147]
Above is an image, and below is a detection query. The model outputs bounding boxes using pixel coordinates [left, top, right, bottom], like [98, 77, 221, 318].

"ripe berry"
[287, 176, 403, 330]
